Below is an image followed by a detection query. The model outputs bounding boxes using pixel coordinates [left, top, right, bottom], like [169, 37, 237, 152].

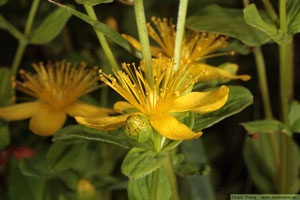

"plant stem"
[163, 153, 179, 200]
[84, 5, 119, 71]
[150, 169, 159, 200]
[261, 0, 278, 21]
[11, 42, 27, 77]
[133, 0, 153, 87]
[253, 47, 273, 119]
[278, 0, 293, 193]
[174, 0, 189, 70]
[11, 0, 40, 77]
[24, 0, 40, 35]
[286, 40, 294, 101]
[253, 47, 280, 175]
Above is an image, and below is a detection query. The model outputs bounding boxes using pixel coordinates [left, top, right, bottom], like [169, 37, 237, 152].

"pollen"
[15, 60, 100, 110]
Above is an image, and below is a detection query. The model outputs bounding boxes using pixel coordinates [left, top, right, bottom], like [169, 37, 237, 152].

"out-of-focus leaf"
[288, 101, 300, 133]
[0, 15, 26, 41]
[29, 7, 72, 44]
[243, 4, 291, 44]
[121, 148, 166, 179]
[75, 0, 113, 6]
[53, 125, 151, 149]
[241, 120, 288, 134]
[48, 1, 141, 58]
[243, 133, 277, 193]
[186, 4, 270, 46]
[224, 40, 251, 55]
[289, 101, 300, 126]
[287, 0, 300, 35]
[19, 153, 55, 178]
[179, 139, 215, 200]
[9, 159, 47, 200]
[174, 158, 210, 177]
[244, 131, 300, 193]
[193, 86, 253, 132]
[46, 141, 88, 171]
[0, 0, 7, 6]
[0, 119, 9, 150]
[127, 168, 171, 200]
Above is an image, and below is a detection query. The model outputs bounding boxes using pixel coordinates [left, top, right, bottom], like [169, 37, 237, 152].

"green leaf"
[121, 148, 167, 179]
[289, 101, 300, 133]
[186, 4, 270, 46]
[243, 4, 291, 44]
[46, 141, 88, 171]
[127, 168, 171, 200]
[29, 7, 72, 45]
[289, 101, 300, 126]
[9, 159, 47, 200]
[179, 139, 215, 200]
[75, 0, 113, 6]
[19, 153, 55, 179]
[49, 1, 141, 58]
[0, 119, 9, 150]
[243, 133, 277, 193]
[193, 86, 253, 132]
[241, 119, 288, 134]
[224, 40, 251, 55]
[0, 15, 26, 41]
[287, 0, 300, 35]
[174, 157, 210, 177]
[53, 125, 151, 149]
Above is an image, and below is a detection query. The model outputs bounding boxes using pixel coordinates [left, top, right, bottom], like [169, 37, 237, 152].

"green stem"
[133, 0, 153, 86]
[150, 169, 159, 200]
[174, 0, 189, 70]
[278, 0, 293, 193]
[261, 0, 278, 21]
[163, 153, 179, 200]
[286, 40, 294, 101]
[24, 0, 40, 35]
[11, 0, 40, 77]
[84, 5, 119, 71]
[253, 47, 273, 119]
[253, 47, 280, 177]
[11, 42, 27, 77]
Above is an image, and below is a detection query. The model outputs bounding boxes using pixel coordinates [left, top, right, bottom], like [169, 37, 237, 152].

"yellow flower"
[0, 61, 114, 136]
[75, 58, 229, 140]
[122, 17, 250, 82]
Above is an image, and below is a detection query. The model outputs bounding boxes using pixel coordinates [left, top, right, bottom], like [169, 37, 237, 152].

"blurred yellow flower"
[0, 61, 114, 136]
[122, 17, 250, 82]
[76, 58, 229, 140]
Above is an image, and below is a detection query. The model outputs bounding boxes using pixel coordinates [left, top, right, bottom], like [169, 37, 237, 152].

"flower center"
[14, 61, 99, 110]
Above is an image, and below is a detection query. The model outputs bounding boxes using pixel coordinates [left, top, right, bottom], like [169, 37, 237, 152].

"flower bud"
[125, 115, 153, 143]
[77, 179, 96, 200]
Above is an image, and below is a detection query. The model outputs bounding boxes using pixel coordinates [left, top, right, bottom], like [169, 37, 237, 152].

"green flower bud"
[125, 115, 153, 143]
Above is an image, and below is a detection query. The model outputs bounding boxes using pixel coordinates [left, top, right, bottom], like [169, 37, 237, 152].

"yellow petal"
[170, 86, 229, 113]
[0, 101, 44, 121]
[189, 63, 251, 81]
[150, 114, 202, 140]
[113, 101, 135, 113]
[122, 34, 163, 57]
[75, 114, 130, 131]
[29, 103, 67, 136]
[66, 101, 115, 118]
